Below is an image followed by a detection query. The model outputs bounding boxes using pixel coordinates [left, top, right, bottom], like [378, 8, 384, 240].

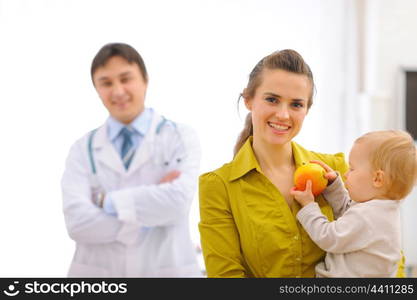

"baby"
[290, 130, 417, 277]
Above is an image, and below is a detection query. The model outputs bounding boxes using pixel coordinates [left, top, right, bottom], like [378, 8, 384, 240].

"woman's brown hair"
[233, 49, 315, 156]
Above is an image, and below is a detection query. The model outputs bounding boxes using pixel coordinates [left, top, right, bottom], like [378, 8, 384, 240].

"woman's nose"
[275, 104, 290, 120]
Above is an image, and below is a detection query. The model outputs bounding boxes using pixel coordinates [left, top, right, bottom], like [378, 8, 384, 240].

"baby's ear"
[373, 170, 385, 188]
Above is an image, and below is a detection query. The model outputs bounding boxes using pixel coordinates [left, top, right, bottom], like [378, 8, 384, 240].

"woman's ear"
[243, 90, 252, 111]
[373, 170, 385, 188]
[244, 99, 252, 111]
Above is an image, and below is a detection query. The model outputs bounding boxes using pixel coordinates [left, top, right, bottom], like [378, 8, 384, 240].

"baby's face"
[344, 141, 379, 202]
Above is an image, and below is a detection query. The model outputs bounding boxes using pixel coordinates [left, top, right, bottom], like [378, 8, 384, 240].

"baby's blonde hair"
[355, 130, 417, 200]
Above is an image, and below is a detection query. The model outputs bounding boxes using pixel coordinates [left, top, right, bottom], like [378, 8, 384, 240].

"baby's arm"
[322, 175, 353, 219]
[308, 160, 352, 219]
[296, 203, 372, 253]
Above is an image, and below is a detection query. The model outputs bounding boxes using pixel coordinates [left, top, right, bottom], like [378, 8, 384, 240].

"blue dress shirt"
[103, 108, 153, 215]
[107, 107, 153, 157]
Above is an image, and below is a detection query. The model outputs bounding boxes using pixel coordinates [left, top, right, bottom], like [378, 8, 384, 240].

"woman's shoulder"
[199, 163, 235, 200]
[199, 162, 233, 184]
[309, 150, 346, 165]
[293, 142, 348, 173]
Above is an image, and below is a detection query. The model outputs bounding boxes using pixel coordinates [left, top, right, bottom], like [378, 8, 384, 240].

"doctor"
[61, 43, 202, 277]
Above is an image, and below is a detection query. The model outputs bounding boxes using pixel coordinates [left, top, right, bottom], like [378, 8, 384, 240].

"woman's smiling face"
[245, 68, 311, 146]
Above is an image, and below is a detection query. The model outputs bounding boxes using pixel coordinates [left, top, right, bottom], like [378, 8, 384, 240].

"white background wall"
[364, 0, 417, 266]
[0, 0, 415, 276]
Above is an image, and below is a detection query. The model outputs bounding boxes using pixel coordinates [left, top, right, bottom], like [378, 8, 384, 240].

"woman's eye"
[292, 102, 304, 108]
[265, 97, 277, 103]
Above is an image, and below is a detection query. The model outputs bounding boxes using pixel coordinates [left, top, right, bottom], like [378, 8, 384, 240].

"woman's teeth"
[268, 122, 290, 130]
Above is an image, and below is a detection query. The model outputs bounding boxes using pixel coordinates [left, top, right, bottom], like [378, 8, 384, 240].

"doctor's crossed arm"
[100, 168, 182, 215]
[61, 43, 202, 277]
[102, 122, 201, 227]
[62, 139, 126, 245]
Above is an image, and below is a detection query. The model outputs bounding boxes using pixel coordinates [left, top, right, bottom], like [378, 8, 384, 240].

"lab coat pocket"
[68, 262, 110, 278]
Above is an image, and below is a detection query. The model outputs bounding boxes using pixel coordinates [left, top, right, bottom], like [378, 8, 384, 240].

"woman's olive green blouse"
[198, 137, 405, 277]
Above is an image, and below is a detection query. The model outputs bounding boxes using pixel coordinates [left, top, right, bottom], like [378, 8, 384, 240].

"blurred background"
[0, 0, 416, 277]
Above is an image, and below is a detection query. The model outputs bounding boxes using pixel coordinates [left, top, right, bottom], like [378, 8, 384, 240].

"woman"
[198, 49, 404, 277]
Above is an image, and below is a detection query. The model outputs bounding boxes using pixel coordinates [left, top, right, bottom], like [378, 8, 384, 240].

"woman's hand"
[290, 180, 314, 207]
[310, 160, 338, 184]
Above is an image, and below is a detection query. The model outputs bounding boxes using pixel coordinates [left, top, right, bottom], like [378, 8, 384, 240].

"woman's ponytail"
[233, 112, 253, 156]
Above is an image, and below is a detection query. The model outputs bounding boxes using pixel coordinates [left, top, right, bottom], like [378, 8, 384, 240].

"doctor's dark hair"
[233, 49, 315, 156]
[91, 43, 148, 84]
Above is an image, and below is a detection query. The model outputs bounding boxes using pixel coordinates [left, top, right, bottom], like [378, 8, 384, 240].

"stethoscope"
[87, 117, 186, 206]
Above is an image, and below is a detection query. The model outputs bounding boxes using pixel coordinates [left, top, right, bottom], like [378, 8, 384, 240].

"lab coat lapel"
[93, 125, 125, 175]
[126, 113, 160, 175]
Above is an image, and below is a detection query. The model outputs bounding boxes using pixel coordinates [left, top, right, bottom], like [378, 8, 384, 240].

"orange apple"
[293, 162, 328, 196]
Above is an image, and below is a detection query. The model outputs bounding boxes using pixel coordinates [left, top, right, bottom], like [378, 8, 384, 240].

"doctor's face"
[245, 69, 310, 147]
[93, 56, 147, 124]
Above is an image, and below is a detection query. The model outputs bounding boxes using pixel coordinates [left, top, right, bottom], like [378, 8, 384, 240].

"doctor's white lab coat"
[61, 112, 202, 277]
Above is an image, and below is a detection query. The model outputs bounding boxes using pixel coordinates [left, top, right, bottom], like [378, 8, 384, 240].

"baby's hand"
[290, 180, 315, 207]
[310, 160, 338, 183]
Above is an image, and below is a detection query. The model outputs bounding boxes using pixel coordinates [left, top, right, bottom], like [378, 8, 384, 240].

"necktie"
[120, 127, 135, 169]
